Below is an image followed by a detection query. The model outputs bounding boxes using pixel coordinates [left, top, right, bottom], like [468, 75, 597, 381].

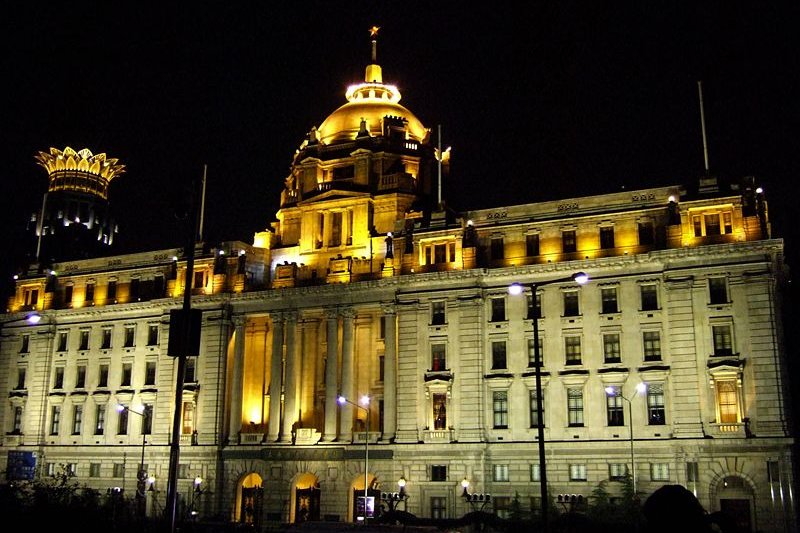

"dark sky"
[1, 2, 798, 290]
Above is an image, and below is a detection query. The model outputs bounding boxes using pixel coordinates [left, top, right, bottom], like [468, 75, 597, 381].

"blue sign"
[7, 451, 37, 480]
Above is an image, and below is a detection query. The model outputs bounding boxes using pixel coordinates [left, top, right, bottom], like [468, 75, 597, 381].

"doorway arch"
[235, 472, 263, 526]
[291, 472, 320, 523]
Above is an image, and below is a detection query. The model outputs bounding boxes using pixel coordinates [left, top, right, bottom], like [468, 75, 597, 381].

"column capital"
[231, 314, 246, 328]
[381, 302, 397, 315]
[340, 307, 356, 320]
[323, 307, 339, 321]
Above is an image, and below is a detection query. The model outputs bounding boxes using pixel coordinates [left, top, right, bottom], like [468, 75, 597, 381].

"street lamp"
[338, 394, 371, 523]
[461, 478, 492, 512]
[116, 403, 148, 516]
[509, 271, 589, 531]
[604, 383, 646, 495]
[381, 476, 408, 514]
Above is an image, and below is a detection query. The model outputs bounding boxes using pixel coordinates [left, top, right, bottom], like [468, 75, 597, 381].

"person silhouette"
[643, 484, 712, 533]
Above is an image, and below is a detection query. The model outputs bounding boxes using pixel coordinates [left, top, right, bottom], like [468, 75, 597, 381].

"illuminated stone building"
[0, 34, 795, 532]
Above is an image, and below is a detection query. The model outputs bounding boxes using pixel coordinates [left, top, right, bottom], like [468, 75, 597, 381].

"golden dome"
[316, 47, 429, 144]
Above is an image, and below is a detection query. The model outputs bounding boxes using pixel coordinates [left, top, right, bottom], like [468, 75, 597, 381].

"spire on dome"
[369, 25, 380, 63]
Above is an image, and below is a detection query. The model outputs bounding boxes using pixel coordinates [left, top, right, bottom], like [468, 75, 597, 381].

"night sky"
[1, 3, 798, 294]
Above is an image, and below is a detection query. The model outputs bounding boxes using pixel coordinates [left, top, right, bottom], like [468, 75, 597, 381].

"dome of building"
[315, 30, 429, 145]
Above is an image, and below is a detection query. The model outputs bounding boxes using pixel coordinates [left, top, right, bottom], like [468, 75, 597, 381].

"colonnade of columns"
[227, 305, 397, 444]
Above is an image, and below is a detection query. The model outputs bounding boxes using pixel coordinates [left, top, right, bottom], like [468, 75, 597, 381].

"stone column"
[227, 315, 246, 444]
[281, 312, 299, 443]
[338, 308, 355, 441]
[382, 304, 397, 441]
[267, 313, 284, 442]
[323, 309, 340, 441]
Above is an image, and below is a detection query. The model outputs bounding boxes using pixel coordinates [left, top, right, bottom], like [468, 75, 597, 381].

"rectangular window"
[609, 463, 628, 481]
[491, 237, 505, 260]
[563, 291, 579, 316]
[95, 405, 106, 435]
[562, 230, 577, 253]
[433, 393, 447, 429]
[434, 243, 447, 264]
[431, 343, 447, 371]
[709, 277, 728, 304]
[567, 388, 584, 426]
[124, 325, 135, 347]
[101, 327, 112, 349]
[638, 221, 654, 245]
[117, 407, 129, 435]
[113, 463, 125, 478]
[129, 278, 140, 301]
[54, 367, 64, 389]
[13, 406, 23, 433]
[75, 365, 86, 388]
[491, 341, 507, 369]
[98, 364, 109, 388]
[704, 213, 721, 235]
[379, 316, 386, 339]
[716, 381, 739, 423]
[600, 227, 615, 249]
[693, 215, 703, 237]
[646, 384, 666, 425]
[530, 464, 541, 482]
[142, 404, 153, 435]
[107, 280, 117, 302]
[72, 405, 83, 435]
[79, 330, 89, 351]
[24, 287, 40, 307]
[490, 297, 506, 322]
[329, 211, 342, 246]
[121, 363, 132, 387]
[493, 391, 509, 429]
[153, 275, 165, 297]
[723, 212, 733, 233]
[185, 358, 196, 383]
[145, 361, 157, 385]
[430, 497, 447, 519]
[64, 285, 73, 305]
[603, 333, 621, 363]
[57, 331, 68, 352]
[526, 233, 540, 256]
[529, 389, 544, 427]
[565, 335, 582, 365]
[640, 285, 658, 311]
[182, 402, 195, 434]
[606, 393, 624, 426]
[147, 324, 159, 345]
[651, 463, 670, 481]
[687, 462, 699, 483]
[643, 331, 662, 361]
[493, 464, 509, 482]
[601, 287, 618, 314]
[527, 337, 544, 367]
[50, 405, 61, 435]
[85, 282, 95, 303]
[431, 465, 447, 482]
[16, 367, 26, 389]
[712, 325, 733, 356]
[20, 334, 29, 353]
[570, 464, 587, 481]
[494, 496, 512, 520]
[378, 355, 385, 382]
[431, 301, 446, 325]
[527, 292, 542, 320]
[90, 463, 101, 477]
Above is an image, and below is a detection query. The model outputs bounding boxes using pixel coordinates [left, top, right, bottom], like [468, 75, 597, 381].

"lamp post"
[116, 403, 148, 516]
[381, 476, 408, 514]
[509, 271, 589, 532]
[604, 384, 646, 495]
[338, 394, 371, 523]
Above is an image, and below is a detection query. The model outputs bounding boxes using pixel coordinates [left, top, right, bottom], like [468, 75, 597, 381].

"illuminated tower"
[31, 146, 125, 264]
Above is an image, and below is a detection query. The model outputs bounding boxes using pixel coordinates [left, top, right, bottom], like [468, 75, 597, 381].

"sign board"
[7, 451, 37, 480]
[356, 496, 375, 519]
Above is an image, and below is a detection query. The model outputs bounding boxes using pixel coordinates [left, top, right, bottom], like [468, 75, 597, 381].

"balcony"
[239, 432, 265, 445]
[423, 429, 454, 443]
[352, 431, 381, 444]
[707, 422, 746, 438]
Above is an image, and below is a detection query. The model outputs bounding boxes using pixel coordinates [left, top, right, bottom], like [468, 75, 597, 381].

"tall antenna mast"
[198, 164, 208, 242]
[697, 81, 710, 174]
[437, 124, 443, 208]
[369, 26, 380, 62]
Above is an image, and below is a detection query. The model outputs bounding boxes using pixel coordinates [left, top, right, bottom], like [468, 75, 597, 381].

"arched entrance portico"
[348, 473, 379, 522]
[711, 474, 755, 532]
[291, 472, 320, 523]
[235, 472, 264, 527]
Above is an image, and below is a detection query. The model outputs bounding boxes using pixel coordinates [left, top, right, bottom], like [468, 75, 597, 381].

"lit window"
[712, 324, 734, 356]
[603, 333, 621, 363]
[650, 463, 670, 481]
[530, 464, 541, 482]
[493, 391, 509, 429]
[142, 404, 153, 435]
[72, 405, 83, 435]
[50, 405, 61, 435]
[493, 464, 509, 482]
[606, 393, 624, 426]
[569, 464, 587, 481]
[117, 406, 129, 435]
[430, 497, 447, 519]
[567, 388, 584, 426]
[716, 381, 740, 423]
[565, 336, 582, 365]
[646, 385, 665, 425]
[526, 292, 542, 319]
[527, 337, 544, 367]
[529, 389, 545, 428]
[609, 463, 628, 481]
[433, 393, 447, 430]
[95, 405, 106, 435]
[182, 402, 195, 434]
[431, 343, 447, 371]
[643, 331, 662, 361]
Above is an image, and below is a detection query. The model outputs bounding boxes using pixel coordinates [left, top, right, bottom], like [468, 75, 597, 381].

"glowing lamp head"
[668, 195, 676, 203]
[604, 386, 617, 396]
[398, 476, 407, 489]
[337, 396, 346, 405]
[461, 478, 470, 490]
[116, 404, 126, 412]
[194, 476, 203, 486]
[26, 313, 42, 324]
[573, 272, 589, 285]
[756, 187, 763, 194]
[508, 283, 524, 296]
[467, 219, 474, 227]
[636, 382, 647, 394]
[360, 395, 370, 406]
